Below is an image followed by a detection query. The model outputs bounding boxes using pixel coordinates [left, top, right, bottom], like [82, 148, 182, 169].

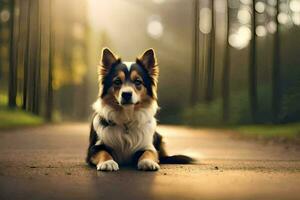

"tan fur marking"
[90, 150, 113, 165]
[134, 87, 152, 110]
[138, 150, 159, 163]
[102, 89, 122, 110]
[117, 71, 125, 82]
[130, 70, 142, 81]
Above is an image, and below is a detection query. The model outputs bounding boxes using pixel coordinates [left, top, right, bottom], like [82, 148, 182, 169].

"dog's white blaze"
[92, 99, 158, 164]
[123, 61, 134, 71]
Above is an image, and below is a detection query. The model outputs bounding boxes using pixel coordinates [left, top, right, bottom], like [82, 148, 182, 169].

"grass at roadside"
[186, 122, 300, 144]
[0, 97, 44, 129]
[233, 123, 300, 142]
[0, 107, 44, 129]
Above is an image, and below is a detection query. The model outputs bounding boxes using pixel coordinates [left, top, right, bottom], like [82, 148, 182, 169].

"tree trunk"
[0, 2, 3, 81]
[8, 0, 17, 108]
[33, 0, 41, 115]
[46, 0, 54, 121]
[205, 0, 215, 103]
[26, 0, 39, 113]
[22, 0, 31, 110]
[272, 1, 281, 123]
[249, 0, 258, 122]
[222, 0, 231, 123]
[190, 0, 200, 105]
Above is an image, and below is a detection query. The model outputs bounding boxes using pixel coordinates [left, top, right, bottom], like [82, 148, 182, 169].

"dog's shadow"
[88, 164, 157, 199]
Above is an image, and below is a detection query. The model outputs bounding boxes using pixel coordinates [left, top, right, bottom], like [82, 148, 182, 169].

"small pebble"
[215, 166, 219, 170]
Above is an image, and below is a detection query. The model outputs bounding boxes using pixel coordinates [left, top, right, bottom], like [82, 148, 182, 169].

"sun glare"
[256, 25, 267, 37]
[290, 0, 300, 12]
[267, 21, 277, 33]
[0, 9, 10, 23]
[229, 26, 251, 49]
[199, 8, 212, 34]
[147, 16, 164, 39]
[278, 12, 290, 24]
[238, 9, 251, 24]
[255, 1, 266, 13]
[292, 13, 300, 25]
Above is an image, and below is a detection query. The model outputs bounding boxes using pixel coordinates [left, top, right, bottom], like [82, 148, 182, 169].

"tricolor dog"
[86, 48, 193, 171]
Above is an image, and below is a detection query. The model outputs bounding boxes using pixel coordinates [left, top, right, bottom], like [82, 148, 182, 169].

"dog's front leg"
[91, 150, 119, 171]
[137, 150, 160, 171]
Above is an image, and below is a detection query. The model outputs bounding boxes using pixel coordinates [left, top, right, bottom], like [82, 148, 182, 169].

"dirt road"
[0, 124, 299, 200]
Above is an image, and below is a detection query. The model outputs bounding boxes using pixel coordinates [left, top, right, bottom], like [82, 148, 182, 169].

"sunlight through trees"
[0, 0, 299, 125]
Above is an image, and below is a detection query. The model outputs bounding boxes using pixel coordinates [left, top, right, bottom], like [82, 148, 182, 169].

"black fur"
[132, 150, 145, 165]
[86, 120, 195, 166]
[86, 120, 113, 166]
[101, 60, 123, 98]
[130, 63, 153, 97]
[153, 131, 163, 152]
[101, 61, 154, 98]
[153, 132, 195, 164]
[159, 155, 195, 164]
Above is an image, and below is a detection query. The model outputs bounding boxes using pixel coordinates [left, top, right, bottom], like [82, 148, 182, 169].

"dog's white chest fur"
[92, 99, 158, 164]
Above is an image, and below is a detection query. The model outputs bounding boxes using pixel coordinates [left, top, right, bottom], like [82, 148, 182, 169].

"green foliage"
[0, 99, 43, 129]
[0, 93, 8, 105]
[0, 107, 43, 129]
[182, 98, 222, 126]
[280, 79, 300, 123]
[235, 123, 300, 140]
[182, 85, 274, 125]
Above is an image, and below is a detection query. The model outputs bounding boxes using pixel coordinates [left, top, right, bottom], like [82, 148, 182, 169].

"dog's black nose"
[121, 92, 132, 102]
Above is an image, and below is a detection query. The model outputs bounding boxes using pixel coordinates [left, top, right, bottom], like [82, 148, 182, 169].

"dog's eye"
[134, 79, 142, 86]
[113, 79, 122, 86]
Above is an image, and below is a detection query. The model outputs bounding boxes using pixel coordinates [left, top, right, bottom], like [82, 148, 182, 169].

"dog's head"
[97, 48, 159, 110]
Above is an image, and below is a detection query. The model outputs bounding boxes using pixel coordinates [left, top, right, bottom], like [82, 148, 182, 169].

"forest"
[0, 0, 299, 125]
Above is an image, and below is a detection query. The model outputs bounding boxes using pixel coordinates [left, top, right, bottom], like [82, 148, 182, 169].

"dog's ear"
[101, 48, 118, 68]
[98, 48, 120, 97]
[137, 48, 159, 99]
[137, 48, 157, 71]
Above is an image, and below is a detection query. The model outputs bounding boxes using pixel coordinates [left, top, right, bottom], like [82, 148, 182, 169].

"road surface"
[0, 124, 300, 200]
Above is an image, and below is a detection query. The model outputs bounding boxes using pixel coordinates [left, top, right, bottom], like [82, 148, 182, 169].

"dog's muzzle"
[121, 91, 133, 105]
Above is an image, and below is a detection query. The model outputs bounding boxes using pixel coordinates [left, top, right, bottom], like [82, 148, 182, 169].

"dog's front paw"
[97, 160, 119, 171]
[138, 159, 160, 171]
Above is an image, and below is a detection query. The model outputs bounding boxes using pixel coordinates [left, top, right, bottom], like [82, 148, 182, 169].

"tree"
[0, 2, 3, 82]
[249, 0, 258, 122]
[190, 0, 200, 105]
[32, 0, 41, 115]
[25, 0, 39, 113]
[222, 0, 231, 122]
[272, 0, 281, 123]
[22, 0, 31, 110]
[205, 0, 215, 103]
[8, 0, 17, 108]
[45, 0, 54, 121]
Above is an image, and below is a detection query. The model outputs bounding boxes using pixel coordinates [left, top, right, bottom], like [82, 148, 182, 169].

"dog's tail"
[159, 155, 195, 164]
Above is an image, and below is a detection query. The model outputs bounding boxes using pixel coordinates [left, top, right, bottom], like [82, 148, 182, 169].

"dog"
[86, 48, 193, 171]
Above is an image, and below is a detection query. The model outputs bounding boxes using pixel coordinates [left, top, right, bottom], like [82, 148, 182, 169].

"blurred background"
[0, 0, 299, 127]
